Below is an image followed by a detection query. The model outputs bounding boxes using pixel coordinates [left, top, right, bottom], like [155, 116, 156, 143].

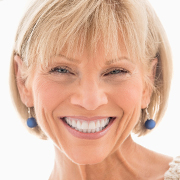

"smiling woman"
[9, 0, 177, 179]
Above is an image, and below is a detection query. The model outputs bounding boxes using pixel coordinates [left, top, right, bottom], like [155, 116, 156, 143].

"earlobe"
[14, 55, 34, 107]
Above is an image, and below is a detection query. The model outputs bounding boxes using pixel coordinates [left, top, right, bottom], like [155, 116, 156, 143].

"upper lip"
[60, 116, 115, 121]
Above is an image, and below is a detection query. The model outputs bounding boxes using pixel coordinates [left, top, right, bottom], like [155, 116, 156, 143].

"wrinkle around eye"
[50, 67, 70, 74]
[103, 68, 130, 76]
[102, 66, 139, 84]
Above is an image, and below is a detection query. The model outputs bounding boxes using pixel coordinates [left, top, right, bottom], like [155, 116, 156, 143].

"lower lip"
[60, 118, 116, 140]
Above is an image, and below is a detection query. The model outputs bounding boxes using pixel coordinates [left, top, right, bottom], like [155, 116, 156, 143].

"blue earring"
[27, 107, 38, 128]
[145, 107, 156, 130]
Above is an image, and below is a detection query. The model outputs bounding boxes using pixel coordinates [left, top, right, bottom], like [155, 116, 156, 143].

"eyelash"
[50, 67, 72, 74]
[49, 67, 129, 76]
[103, 68, 129, 76]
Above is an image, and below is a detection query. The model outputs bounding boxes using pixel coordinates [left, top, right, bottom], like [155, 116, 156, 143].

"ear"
[141, 58, 158, 109]
[14, 55, 34, 107]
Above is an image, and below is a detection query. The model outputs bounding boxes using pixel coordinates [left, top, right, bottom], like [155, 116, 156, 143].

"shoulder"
[164, 156, 180, 180]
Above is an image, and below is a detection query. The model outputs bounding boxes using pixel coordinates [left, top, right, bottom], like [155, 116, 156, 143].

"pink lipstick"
[60, 116, 116, 140]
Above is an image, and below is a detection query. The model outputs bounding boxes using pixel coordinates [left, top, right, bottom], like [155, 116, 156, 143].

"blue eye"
[50, 67, 70, 74]
[104, 68, 128, 76]
[109, 69, 122, 74]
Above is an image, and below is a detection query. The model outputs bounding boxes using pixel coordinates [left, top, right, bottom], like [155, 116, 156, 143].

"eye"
[104, 68, 129, 76]
[50, 67, 72, 74]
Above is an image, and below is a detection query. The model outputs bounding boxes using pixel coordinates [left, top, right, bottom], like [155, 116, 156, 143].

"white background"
[0, 0, 180, 179]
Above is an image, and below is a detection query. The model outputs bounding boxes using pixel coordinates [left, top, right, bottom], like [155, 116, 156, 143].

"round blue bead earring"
[27, 107, 38, 128]
[144, 107, 156, 130]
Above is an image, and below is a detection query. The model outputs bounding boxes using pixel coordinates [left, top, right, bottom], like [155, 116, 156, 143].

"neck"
[48, 135, 166, 180]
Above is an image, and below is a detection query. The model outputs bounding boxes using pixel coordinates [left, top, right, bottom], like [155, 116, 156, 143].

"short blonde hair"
[10, 0, 173, 139]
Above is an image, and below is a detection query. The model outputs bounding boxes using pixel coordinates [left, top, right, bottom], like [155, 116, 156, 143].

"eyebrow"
[55, 54, 131, 65]
[55, 54, 80, 63]
[105, 56, 132, 65]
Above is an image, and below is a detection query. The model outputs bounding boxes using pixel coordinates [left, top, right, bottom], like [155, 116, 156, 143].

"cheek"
[32, 78, 71, 112]
[111, 80, 143, 113]
[109, 80, 143, 146]
[31, 77, 73, 142]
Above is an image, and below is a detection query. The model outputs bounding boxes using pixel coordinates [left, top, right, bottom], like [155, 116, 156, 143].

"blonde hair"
[10, 0, 173, 139]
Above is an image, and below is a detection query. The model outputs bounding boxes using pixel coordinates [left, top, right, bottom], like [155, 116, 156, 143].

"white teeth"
[77, 121, 81, 129]
[105, 118, 109, 126]
[83, 129, 87, 133]
[64, 117, 112, 133]
[89, 121, 95, 129]
[69, 120, 72, 126]
[95, 128, 100, 132]
[87, 129, 92, 133]
[100, 119, 105, 127]
[72, 120, 77, 128]
[82, 121, 89, 129]
[95, 120, 101, 129]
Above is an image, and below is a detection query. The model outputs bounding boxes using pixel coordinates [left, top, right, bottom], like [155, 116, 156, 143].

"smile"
[62, 117, 112, 133]
[60, 116, 116, 139]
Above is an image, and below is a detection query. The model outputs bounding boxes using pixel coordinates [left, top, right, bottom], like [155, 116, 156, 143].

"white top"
[164, 156, 180, 180]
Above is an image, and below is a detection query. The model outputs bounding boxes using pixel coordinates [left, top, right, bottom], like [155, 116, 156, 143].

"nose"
[70, 79, 108, 110]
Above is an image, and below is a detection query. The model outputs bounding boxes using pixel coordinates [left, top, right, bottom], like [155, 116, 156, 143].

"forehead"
[48, 39, 136, 63]
[35, 32, 142, 69]
[51, 53, 133, 65]
[47, 43, 138, 69]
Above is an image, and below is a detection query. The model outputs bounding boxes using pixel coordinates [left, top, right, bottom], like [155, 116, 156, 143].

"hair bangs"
[19, 0, 150, 70]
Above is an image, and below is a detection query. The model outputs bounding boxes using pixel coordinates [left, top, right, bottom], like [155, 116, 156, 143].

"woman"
[10, 0, 179, 179]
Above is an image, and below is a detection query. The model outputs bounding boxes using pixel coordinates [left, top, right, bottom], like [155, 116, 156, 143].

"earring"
[144, 107, 156, 130]
[27, 107, 38, 128]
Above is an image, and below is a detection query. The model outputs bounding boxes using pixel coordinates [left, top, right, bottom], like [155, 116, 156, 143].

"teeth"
[95, 120, 101, 129]
[87, 129, 92, 133]
[104, 118, 108, 125]
[72, 120, 77, 128]
[83, 129, 87, 133]
[100, 119, 105, 127]
[77, 121, 81, 129]
[95, 127, 100, 132]
[64, 117, 112, 133]
[89, 121, 95, 129]
[82, 121, 89, 129]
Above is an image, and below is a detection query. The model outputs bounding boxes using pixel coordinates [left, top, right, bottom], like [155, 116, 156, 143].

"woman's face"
[22, 45, 151, 165]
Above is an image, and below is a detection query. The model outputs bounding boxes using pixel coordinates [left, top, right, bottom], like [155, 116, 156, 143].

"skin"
[14, 45, 172, 180]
